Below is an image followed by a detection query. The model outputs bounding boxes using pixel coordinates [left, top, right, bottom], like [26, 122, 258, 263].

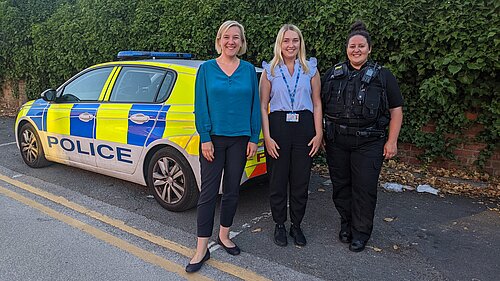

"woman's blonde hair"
[215, 20, 247, 55]
[269, 24, 309, 76]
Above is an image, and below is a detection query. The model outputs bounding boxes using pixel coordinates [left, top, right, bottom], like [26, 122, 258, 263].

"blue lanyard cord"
[278, 63, 301, 112]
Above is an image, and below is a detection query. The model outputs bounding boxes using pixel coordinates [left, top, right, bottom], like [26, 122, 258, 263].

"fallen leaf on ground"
[251, 227, 262, 233]
[366, 246, 382, 252]
[384, 217, 395, 222]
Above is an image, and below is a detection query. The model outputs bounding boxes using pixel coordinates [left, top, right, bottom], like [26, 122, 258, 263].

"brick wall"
[398, 123, 499, 176]
[1, 80, 28, 116]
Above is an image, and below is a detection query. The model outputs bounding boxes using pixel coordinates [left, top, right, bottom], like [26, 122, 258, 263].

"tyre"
[146, 146, 199, 212]
[18, 123, 51, 168]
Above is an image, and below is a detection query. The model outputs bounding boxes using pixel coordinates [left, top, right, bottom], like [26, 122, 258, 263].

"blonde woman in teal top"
[186, 20, 260, 273]
[260, 24, 322, 247]
[195, 59, 260, 144]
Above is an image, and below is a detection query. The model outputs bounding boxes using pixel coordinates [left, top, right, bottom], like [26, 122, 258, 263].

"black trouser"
[266, 111, 315, 226]
[197, 135, 249, 238]
[325, 132, 385, 242]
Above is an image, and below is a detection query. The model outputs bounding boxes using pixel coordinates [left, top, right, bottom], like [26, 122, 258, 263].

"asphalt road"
[1, 116, 499, 281]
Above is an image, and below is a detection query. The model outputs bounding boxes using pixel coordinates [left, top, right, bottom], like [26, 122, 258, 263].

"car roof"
[140, 59, 205, 68]
[93, 59, 262, 73]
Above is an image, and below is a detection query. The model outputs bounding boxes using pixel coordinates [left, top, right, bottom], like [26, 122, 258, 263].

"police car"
[15, 51, 266, 211]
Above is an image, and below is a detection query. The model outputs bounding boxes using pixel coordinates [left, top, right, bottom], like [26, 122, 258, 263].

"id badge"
[286, 112, 299, 122]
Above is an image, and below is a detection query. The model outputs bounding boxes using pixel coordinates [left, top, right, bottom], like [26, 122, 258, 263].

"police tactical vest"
[322, 61, 389, 128]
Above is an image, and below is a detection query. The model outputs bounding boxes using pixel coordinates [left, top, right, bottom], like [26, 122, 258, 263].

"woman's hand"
[201, 141, 214, 162]
[247, 142, 258, 159]
[383, 141, 398, 160]
[308, 133, 323, 157]
[265, 138, 280, 159]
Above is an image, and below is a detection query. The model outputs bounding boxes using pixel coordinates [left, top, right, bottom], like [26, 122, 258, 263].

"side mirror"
[41, 89, 57, 101]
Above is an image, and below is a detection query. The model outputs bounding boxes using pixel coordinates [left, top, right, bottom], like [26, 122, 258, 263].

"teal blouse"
[194, 59, 261, 144]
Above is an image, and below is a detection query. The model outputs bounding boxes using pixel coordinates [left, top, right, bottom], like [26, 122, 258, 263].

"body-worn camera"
[356, 64, 380, 105]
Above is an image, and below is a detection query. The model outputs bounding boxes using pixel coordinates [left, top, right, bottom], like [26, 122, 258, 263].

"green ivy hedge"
[1, 0, 498, 169]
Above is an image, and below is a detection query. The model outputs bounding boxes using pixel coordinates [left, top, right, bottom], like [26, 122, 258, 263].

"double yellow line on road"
[0, 174, 270, 281]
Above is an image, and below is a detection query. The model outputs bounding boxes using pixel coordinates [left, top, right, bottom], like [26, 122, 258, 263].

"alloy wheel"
[152, 156, 185, 204]
[21, 129, 39, 164]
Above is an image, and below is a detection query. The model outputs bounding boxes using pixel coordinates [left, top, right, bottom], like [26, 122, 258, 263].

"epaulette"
[332, 61, 348, 79]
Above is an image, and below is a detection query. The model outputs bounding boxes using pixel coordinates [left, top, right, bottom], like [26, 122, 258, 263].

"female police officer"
[322, 21, 403, 252]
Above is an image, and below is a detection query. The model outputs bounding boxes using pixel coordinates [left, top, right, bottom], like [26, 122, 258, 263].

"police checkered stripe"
[26, 99, 49, 131]
[46, 103, 73, 135]
[127, 104, 164, 146]
[26, 102, 172, 148]
[70, 103, 100, 138]
[145, 105, 170, 146]
[95, 103, 131, 144]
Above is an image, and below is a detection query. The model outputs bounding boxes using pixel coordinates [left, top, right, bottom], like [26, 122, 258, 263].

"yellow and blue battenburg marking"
[145, 105, 170, 146]
[25, 99, 49, 131]
[70, 104, 99, 138]
[21, 100, 174, 149]
[20, 98, 265, 172]
[127, 104, 167, 146]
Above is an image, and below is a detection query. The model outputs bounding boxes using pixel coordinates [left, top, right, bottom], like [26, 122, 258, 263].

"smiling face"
[347, 35, 371, 69]
[218, 26, 242, 59]
[280, 30, 300, 61]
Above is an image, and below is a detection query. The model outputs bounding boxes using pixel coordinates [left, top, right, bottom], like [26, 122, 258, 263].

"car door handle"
[130, 113, 150, 124]
[78, 112, 94, 122]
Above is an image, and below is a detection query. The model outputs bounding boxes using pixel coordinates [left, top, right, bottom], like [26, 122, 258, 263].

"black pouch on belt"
[325, 121, 335, 142]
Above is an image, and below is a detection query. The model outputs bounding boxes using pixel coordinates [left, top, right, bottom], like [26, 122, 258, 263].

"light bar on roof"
[117, 51, 194, 60]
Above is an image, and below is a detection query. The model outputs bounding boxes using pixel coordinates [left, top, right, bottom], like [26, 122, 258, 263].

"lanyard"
[278, 63, 301, 112]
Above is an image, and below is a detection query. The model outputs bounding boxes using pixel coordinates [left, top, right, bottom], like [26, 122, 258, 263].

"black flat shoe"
[274, 224, 288, 247]
[217, 237, 241, 256]
[185, 250, 210, 273]
[349, 240, 367, 252]
[289, 225, 307, 246]
[338, 231, 352, 244]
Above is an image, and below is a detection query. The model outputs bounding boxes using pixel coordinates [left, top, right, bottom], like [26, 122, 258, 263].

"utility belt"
[324, 119, 386, 141]
[334, 124, 385, 137]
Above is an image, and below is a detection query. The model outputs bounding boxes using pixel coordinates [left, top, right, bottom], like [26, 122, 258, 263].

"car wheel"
[19, 123, 51, 168]
[146, 147, 199, 212]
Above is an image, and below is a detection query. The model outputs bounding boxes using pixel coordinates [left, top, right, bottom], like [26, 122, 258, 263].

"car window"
[59, 67, 113, 102]
[109, 67, 168, 103]
[155, 71, 175, 102]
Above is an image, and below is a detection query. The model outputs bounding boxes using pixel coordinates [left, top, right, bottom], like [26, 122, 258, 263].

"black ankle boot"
[349, 240, 367, 252]
[274, 224, 287, 246]
[338, 230, 352, 244]
[289, 224, 307, 246]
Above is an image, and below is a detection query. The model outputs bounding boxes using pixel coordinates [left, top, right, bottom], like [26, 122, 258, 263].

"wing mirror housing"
[41, 89, 57, 102]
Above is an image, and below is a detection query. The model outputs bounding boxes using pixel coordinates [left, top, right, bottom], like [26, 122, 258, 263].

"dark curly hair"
[346, 20, 372, 48]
